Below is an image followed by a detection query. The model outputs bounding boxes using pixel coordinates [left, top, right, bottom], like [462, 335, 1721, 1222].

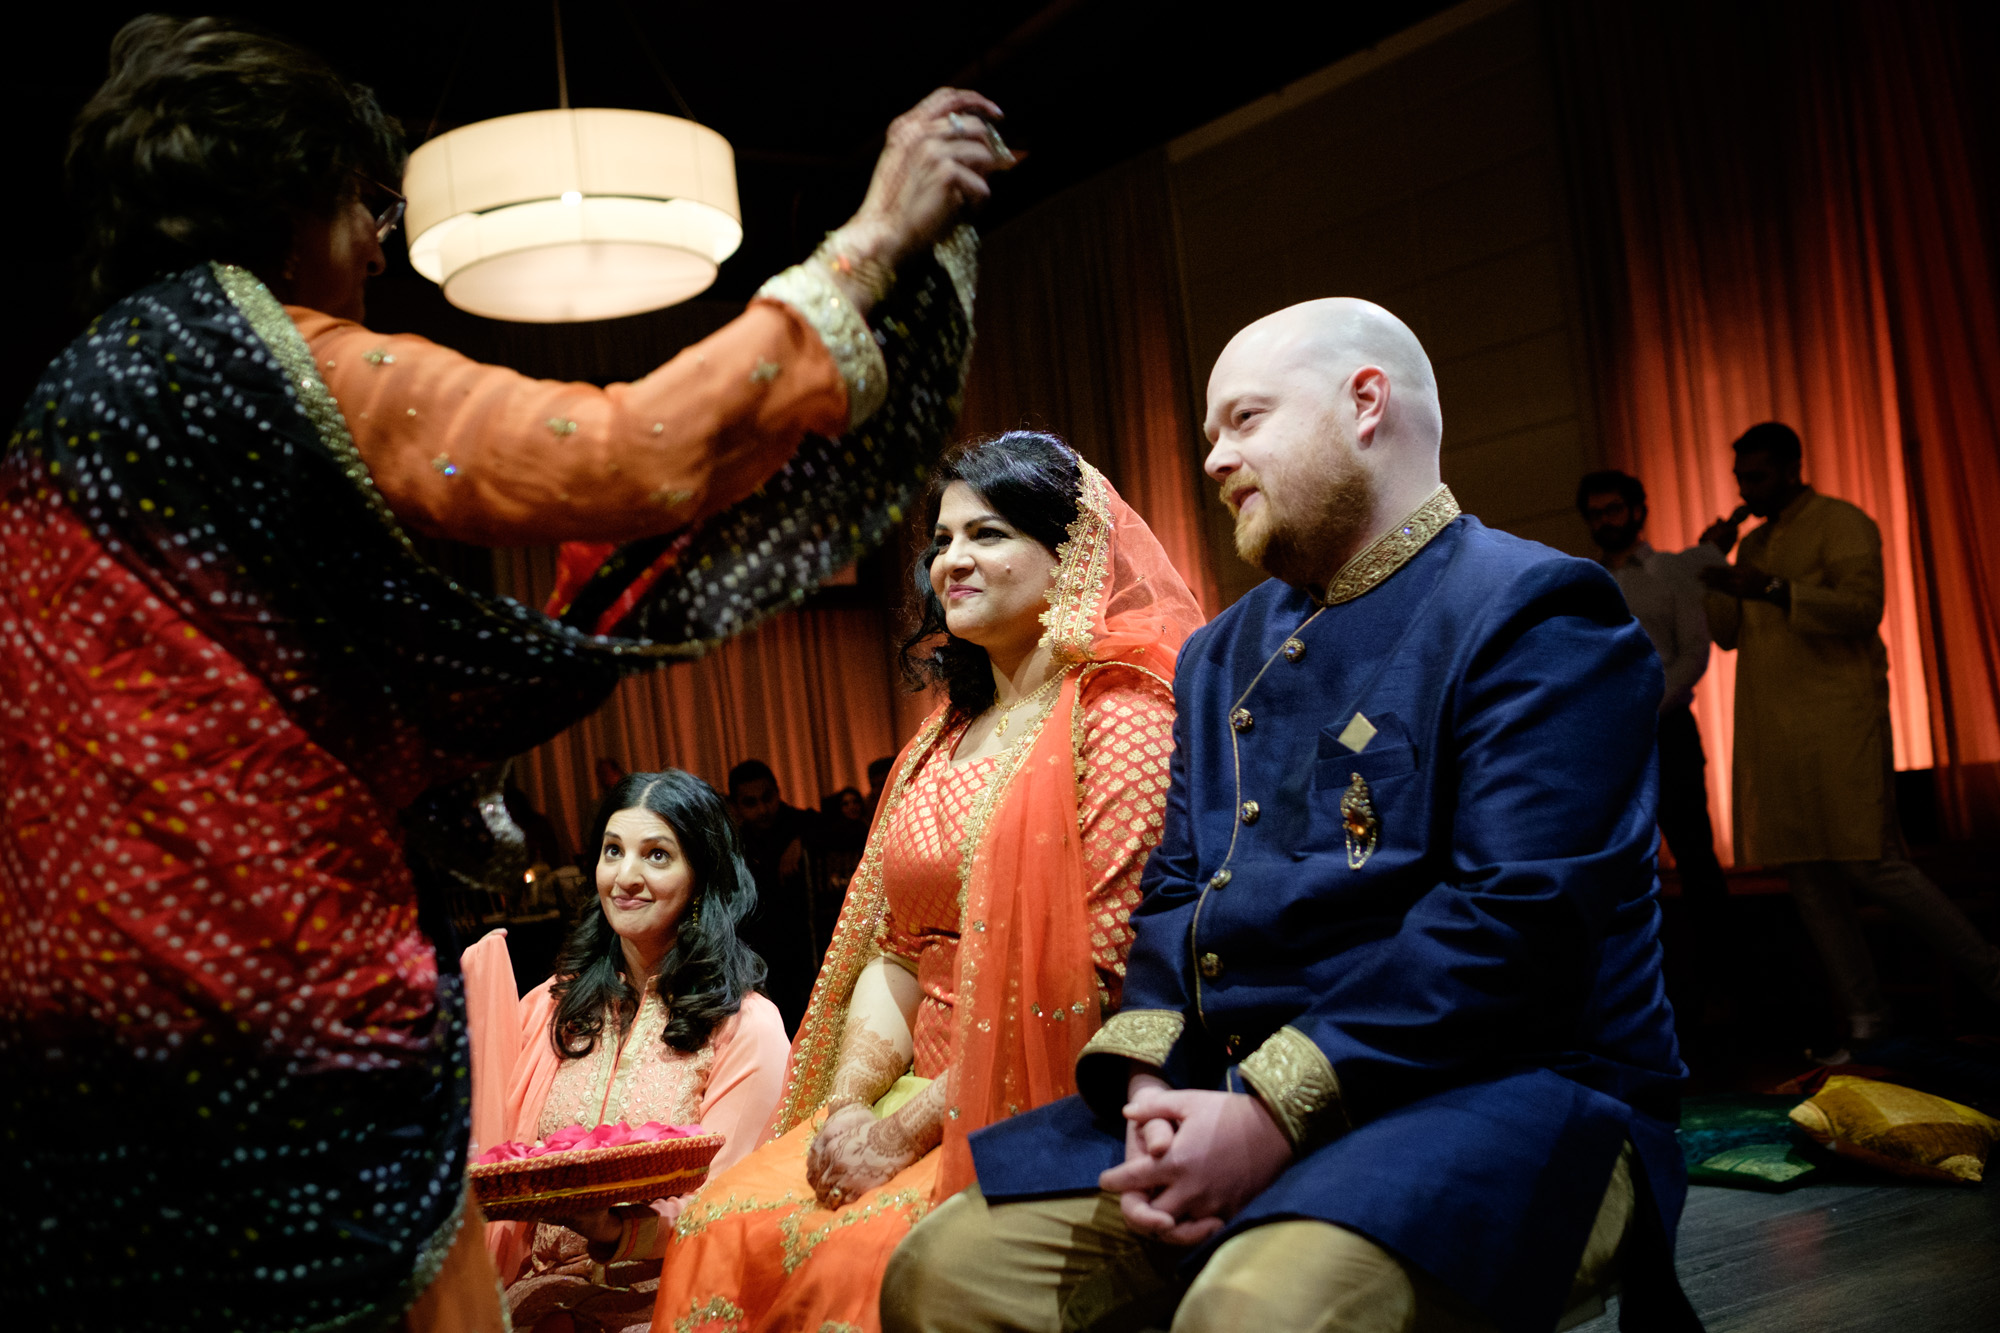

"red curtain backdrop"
[1553, 0, 2000, 857]
[494, 154, 1222, 845]
[957, 152, 1221, 614]
[496, 546, 906, 855]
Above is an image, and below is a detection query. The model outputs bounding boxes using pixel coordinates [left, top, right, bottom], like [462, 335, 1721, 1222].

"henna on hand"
[808, 1069, 952, 1209]
[865, 1066, 949, 1162]
[828, 1021, 909, 1109]
[806, 1103, 876, 1198]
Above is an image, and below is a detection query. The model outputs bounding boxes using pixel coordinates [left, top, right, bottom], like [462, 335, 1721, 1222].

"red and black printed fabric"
[0, 256, 968, 1333]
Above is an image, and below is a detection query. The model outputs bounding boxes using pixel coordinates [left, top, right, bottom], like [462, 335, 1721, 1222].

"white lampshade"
[404, 108, 742, 322]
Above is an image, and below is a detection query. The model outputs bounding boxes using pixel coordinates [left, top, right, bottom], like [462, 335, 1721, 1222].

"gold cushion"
[1788, 1075, 2000, 1183]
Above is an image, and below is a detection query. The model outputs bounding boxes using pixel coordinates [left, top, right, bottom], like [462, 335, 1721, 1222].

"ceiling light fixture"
[401, 2, 741, 323]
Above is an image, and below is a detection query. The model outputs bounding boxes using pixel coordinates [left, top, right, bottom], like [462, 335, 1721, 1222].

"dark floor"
[1574, 1178, 2000, 1332]
[1598, 838, 2000, 1332]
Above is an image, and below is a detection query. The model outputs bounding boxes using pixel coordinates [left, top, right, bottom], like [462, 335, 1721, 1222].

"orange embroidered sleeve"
[291, 298, 850, 547]
[1075, 672, 1177, 1010]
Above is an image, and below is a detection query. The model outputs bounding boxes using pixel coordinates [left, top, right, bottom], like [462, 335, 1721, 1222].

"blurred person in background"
[727, 759, 823, 1033]
[1701, 422, 2000, 1056]
[817, 785, 872, 958]
[1578, 469, 1732, 1026]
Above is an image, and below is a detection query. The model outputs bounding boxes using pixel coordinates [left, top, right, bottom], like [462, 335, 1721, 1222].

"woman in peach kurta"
[651, 438, 1205, 1333]
[464, 771, 792, 1333]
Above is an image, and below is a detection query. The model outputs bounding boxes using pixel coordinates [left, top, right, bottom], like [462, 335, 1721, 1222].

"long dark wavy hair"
[899, 431, 1083, 718]
[67, 14, 406, 310]
[550, 771, 767, 1057]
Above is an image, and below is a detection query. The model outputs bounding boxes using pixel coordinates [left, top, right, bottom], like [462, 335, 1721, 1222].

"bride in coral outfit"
[651, 432, 1205, 1333]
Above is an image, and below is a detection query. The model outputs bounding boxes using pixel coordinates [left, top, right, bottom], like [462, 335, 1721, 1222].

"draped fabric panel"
[958, 152, 1221, 615]
[1551, 0, 2000, 854]
[496, 545, 905, 853]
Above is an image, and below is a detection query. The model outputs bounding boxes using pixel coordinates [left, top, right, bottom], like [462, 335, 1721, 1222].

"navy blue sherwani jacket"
[970, 498, 1691, 1333]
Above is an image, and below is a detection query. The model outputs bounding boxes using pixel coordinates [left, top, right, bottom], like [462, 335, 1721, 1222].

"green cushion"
[1677, 1093, 1822, 1190]
[1689, 1142, 1820, 1190]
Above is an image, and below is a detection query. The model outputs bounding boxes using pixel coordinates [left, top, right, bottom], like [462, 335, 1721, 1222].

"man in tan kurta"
[1703, 422, 2000, 1048]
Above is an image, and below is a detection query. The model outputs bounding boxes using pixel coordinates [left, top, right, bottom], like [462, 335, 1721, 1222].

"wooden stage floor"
[1575, 1178, 2000, 1332]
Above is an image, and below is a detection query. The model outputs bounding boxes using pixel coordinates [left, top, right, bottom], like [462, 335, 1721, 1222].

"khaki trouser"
[881, 1146, 1633, 1333]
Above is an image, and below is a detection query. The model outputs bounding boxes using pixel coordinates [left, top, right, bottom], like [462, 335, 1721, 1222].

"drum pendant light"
[401, 4, 741, 322]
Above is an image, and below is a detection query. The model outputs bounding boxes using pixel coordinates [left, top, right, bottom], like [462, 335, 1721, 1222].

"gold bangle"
[812, 230, 897, 307]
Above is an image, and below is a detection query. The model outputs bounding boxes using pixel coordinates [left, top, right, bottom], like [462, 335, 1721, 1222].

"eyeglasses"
[359, 176, 407, 243]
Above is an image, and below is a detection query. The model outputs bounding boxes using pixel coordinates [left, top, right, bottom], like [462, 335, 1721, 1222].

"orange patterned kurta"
[649, 673, 1174, 1333]
[879, 702, 1152, 1078]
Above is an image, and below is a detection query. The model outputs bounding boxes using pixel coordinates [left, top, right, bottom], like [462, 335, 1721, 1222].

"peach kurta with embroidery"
[461, 931, 789, 1333]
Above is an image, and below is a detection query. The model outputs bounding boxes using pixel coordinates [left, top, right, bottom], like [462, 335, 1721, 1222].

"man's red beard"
[1226, 448, 1375, 593]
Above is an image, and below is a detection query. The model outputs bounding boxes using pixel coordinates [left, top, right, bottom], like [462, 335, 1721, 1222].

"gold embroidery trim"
[953, 669, 1072, 917]
[213, 262, 690, 662]
[767, 712, 948, 1138]
[756, 261, 888, 429]
[213, 264, 411, 544]
[1039, 459, 1115, 661]
[1079, 1008, 1184, 1067]
[1318, 485, 1459, 606]
[933, 224, 980, 324]
[774, 1186, 930, 1275]
[597, 989, 682, 1125]
[673, 1294, 747, 1333]
[1238, 1024, 1349, 1150]
[672, 1188, 813, 1242]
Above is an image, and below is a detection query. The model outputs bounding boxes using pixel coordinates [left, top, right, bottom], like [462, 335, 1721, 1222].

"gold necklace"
[991, 670, 1067, 737]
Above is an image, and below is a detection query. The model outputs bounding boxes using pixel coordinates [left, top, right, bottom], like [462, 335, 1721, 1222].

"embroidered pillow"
[1788, 1075, 2000, 1183]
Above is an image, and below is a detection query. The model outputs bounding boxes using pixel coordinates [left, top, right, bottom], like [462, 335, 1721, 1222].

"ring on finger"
[947, 112, 966, 134]
[982, 121, 1016, 165]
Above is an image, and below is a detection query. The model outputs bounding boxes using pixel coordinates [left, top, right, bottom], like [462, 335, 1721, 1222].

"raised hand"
[820, 88, 1016, 314]
[1700, 504, 1751, 556]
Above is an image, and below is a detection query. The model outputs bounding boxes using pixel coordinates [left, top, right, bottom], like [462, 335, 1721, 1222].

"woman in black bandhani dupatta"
[0, 16, 1009, 1333]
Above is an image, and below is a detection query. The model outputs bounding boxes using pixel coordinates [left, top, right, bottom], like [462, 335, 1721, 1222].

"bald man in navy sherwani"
[881, 300, 1699, 1333]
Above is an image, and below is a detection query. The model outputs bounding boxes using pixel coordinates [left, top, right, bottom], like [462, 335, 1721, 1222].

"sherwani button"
[1240, 800, 1260, 825]
[1230, 708, 1254, 732]
[1199, 952, 1223, 978]
[1282, 638, 1306, 662]
[1208, 868, 1232, 889]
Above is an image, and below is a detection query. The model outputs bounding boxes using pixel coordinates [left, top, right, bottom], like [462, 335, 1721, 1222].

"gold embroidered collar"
[1313, 485, 1460, 606]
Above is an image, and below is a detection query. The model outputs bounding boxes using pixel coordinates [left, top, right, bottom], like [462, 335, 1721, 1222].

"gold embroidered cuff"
[756, 261, 888, 429]
[1238, 1025, 1350, 1151]
[1078, 1008, 1185, 1069]
[933, 224, 979, 323]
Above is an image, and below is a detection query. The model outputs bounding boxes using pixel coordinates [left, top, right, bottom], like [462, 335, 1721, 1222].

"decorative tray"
[470, 1128, 724, 1222]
